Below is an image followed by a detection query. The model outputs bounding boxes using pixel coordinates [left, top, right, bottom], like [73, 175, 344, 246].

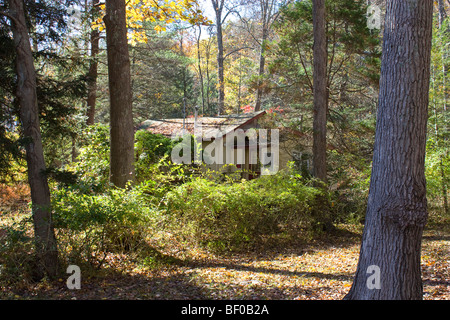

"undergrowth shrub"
[164, 166, 328, 251]
[65, 123, 110, 193]
[52, 184, 154, 267]
[0, 183, 30, 212]
[51, 126, 198, 267]
[0, 219, 36, 285]
[135, 130, 177, 182]
[326, 148, 372, 224]
[425, 140, 449, 215]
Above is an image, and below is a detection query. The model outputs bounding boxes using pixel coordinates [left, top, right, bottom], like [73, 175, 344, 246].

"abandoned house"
[138, 110, 306, 179]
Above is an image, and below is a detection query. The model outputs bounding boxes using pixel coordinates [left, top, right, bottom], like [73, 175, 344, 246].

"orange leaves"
[0, 183, 30, 211]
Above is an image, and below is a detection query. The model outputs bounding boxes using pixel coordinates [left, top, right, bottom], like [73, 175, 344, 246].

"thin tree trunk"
[238, 53, 242, 113]
[439, 158, 449, 215]
[7, 0, 58, 278]
[206, 46, 211, 115]
[438, 0, 447, 27]
[86, 0, 100, 125]
[438, 0, 449, 215]
[104, 0, 135, 188]
[345, 0, 433, 300]
[254, 26, 268, 112]
[216, 11, 225, 115]
[312, 0, 327, 183]
[248, 0, 284, 112]
[211, 0, 225, 115]
[197, 24, 205, 116]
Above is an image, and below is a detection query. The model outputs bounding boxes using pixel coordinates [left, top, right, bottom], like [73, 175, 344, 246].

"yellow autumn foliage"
[92, 0, 211, 45]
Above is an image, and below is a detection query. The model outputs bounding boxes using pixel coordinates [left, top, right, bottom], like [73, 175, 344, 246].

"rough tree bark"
[86, 0, 100, 125]
[6, 0, 58, 278]
[345, 0, 433, 300]
[104, 0, 135, 188]
[312, 0, 327, 183]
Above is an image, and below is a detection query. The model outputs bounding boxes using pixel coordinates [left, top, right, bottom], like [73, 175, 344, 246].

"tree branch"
[296, 43, 313, 91]
[0, 10, 19, 24]
[221, 5, 240, 24]
[224, 46, 254, 60]
[235, 13, 262, 45]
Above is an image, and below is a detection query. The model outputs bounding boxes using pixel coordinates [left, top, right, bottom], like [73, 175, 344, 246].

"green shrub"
[134, 130, 177, 182]
[164, 165, 326, 251]
[52, 184, 154, 266]
[65, 123, 110, 193]
[425, 140, 449, 214]
[51, 126, 197, 265]
[0, 220, 36, 284]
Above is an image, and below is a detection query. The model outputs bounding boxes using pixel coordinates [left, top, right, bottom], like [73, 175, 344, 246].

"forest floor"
[1, 211, 448, 300]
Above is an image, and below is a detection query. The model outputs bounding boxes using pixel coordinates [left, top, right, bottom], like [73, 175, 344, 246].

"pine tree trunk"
[312, 0, 327, 183]
[345, 0, 433, 300]
[86, 0, 100, 125]
[104, 0, 135, 188]
[7, 0, 58, 278]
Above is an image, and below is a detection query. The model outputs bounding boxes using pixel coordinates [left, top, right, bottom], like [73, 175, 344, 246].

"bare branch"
[221, 4, 241, 24]
[224, 46, 254, 60]
[235, 13, 261, 45]
[296, 43, 313, 91]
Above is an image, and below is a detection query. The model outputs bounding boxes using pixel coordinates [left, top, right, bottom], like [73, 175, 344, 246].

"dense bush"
[0, 220, 36, 284]
[52, 184, 154, 266]
[65, 124, 110, 193]
[425, 140, 449, 214]
[134, 130, 177, 182]
[50, 126, 199, 266]
[164, 165, 327, 251]
[49, 125, 338, 259]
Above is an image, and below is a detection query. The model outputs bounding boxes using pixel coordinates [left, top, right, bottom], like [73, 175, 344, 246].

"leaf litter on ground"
[2, 222, 448, 300]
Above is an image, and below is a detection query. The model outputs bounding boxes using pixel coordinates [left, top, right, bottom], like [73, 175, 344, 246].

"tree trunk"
[438, 0, 447, 27]
[104, 0, 135, 188]
[7, 0, 58, 278]
[206, 43, 211, 115]
[345, 0, 433, 300]
[254, 26, 268, 112]
[312, 0, 327, 183]
[437, 0, 449, 215]
[254, 0, 278, 112]
[86, 0, 100, 125]
[197, 24, 205, 116]
[216, 9, 225, 115]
